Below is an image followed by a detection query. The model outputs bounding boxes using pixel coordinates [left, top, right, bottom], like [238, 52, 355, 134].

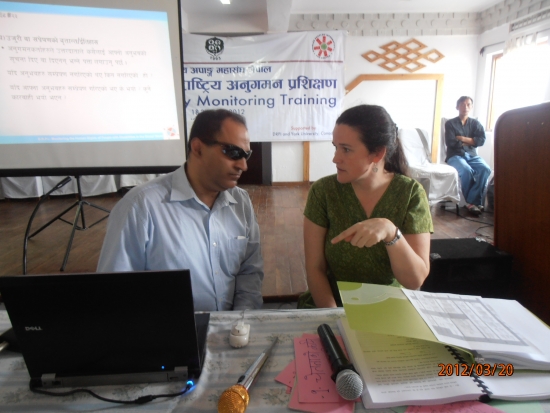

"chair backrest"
[440, 117, 449, 163]
[398, 128, 431, 166]
[398, 126, 461, 206]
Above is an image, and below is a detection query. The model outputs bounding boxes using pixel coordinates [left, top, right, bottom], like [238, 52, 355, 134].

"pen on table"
[0, 341, 8, 353]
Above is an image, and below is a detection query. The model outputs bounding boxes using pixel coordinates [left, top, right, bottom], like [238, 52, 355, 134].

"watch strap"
[384, 228, 402, 246]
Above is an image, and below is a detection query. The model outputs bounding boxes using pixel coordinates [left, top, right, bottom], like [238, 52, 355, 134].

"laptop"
[0, 269, 209, 388]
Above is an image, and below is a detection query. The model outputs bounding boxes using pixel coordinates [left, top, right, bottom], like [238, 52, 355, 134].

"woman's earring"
[372, 163, 378, 173]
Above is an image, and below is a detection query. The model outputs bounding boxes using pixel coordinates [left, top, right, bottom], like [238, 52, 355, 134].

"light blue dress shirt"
[97, 165, 264, 311]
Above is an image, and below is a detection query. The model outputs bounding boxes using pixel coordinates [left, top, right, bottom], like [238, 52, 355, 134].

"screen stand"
[22, 176, 111, 274]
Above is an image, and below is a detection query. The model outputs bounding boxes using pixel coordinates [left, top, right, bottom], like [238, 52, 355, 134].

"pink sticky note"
[299, 333, 362, 403]
[405, 401, 506, 413]
[275, 359, 296, 388]
[289, 380, 355, 413]
[276, 337, 349, 392]
[302, 333, 349, 357]
[294, 336, 342, 403]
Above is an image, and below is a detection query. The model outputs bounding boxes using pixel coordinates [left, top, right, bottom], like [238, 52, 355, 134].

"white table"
[0, 307, 549, 413]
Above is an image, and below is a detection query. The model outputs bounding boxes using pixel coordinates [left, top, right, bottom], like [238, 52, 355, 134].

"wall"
[182, 1, 550, 182]
[474, 19, 550, 169]
[275, 34, 480, 182]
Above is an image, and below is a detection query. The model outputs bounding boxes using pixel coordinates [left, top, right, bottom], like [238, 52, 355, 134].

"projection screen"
[0, 0, 187, 177]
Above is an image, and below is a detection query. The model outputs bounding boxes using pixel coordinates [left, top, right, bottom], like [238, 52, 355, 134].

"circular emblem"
[312, 34, 335, 59]
[205, 37, 224, 58]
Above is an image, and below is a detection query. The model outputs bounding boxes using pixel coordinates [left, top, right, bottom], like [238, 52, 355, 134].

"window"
[486, 37, 550, 131]
[487, 53, 503, 131]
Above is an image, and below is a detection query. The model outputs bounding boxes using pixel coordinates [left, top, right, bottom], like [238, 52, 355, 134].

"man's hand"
[331, 218, 395, 248]
[456, 135, 475, 146]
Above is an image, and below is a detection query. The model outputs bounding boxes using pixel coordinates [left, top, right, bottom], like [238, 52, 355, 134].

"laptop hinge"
[40, 368, 189, 388]
[42, 373, 62, 387]
[169, 366, 188, 382]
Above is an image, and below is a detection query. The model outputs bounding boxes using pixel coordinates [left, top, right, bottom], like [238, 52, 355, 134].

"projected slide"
[0, 1, 180, 144]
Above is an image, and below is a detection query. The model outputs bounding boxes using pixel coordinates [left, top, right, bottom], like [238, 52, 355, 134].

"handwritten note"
[275, 359, 296, 388]
[289, 378, 354, 413]
[405, 401, 506, 413]
[294, 336, 341, 403]
[275, 333, 358, 412]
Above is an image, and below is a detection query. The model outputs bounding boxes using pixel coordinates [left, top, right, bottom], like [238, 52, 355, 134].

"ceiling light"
[220, 0, 230, 4]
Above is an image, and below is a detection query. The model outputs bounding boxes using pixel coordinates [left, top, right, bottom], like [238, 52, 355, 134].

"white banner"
[182, 31, 346, 142]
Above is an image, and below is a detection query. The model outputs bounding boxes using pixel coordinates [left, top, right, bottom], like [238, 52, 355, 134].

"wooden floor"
[0, 184, 494, 300]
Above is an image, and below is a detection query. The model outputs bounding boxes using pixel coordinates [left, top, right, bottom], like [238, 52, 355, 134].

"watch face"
[385, 228, 401, 246]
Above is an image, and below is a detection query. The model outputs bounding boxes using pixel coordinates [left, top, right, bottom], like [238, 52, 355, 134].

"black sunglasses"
[203, 140, 252, 161]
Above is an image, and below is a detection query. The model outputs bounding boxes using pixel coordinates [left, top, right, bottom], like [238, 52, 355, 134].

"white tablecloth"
[0, 307, 549, 413]
[0, 307, 377, 412]
[0, 175, 161, 199]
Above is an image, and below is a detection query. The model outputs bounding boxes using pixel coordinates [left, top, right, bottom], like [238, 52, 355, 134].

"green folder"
[338, 281, 439, 342]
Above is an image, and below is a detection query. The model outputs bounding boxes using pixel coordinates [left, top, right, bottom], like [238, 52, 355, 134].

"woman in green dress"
[300, 105, 433, 308]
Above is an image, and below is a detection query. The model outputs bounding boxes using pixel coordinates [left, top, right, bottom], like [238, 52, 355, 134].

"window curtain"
[0, 174, 163, 199]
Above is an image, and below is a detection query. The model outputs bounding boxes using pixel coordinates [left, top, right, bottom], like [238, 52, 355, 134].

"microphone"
[218, 337, 278, 413]
[317, 323, 364, 401]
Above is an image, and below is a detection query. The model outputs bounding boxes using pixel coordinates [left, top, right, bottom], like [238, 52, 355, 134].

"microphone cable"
[29, 379, 194, 405]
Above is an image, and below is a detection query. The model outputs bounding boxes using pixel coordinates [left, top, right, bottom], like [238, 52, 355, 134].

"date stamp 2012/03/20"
[438, 363, 514, 377]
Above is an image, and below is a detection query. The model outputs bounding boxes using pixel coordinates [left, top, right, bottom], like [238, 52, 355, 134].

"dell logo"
[25, 326, 43, 331]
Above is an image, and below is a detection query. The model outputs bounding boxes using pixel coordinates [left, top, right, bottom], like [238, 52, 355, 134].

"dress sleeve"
[401, 181, 434, 235]
[303, 180, 329, 228]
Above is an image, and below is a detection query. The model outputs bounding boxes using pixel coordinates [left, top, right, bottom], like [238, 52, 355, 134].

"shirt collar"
[169, 164, 237, 207]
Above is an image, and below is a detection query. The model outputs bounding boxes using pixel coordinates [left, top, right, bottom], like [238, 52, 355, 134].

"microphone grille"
[335, 369, 364, 401]
[217, 384, 250, 413]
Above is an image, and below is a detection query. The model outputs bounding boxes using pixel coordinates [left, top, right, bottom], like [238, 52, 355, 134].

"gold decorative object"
[362, 39, 444, 73]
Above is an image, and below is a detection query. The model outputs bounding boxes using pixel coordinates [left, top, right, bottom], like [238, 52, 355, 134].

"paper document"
[401, 289, 535, 354]
[338, 282, 550, 370]
[337, 317, 550, 410]
[337, 318, 482, 409]
[404, 401, 511, 413]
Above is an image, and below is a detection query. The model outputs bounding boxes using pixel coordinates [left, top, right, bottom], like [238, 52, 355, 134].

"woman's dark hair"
[336, 104, 409, 176]
[187, 109, 247, 155]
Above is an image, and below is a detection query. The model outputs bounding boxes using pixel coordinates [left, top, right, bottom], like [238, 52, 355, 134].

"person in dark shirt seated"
[445, 96, 491, 216]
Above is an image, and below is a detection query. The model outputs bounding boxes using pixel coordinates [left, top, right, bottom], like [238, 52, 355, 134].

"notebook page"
[338, 318, 482, 408]
[482, 371, 550, 401]
[402, 290, 540, 355]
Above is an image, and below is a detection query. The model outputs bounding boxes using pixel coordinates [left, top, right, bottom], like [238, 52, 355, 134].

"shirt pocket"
[225, 237, 249, 274]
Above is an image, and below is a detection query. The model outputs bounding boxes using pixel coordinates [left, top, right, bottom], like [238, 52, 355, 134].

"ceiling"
[290, 0, 503, 14]
[180, 0, 266, 15]
[180, 0, 505, 33]
[180, 0, 504, 16]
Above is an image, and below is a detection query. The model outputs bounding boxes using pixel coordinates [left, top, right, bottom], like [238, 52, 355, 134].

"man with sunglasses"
[97, 109, 263, 312]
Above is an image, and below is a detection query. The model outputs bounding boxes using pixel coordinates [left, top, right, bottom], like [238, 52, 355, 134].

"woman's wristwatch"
[384, 227, 402, 246]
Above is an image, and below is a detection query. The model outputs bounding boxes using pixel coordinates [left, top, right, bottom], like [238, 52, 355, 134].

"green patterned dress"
[299, 173, 433, 308]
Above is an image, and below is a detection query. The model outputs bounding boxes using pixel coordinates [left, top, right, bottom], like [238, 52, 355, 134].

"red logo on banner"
[312, 34, 334, 59]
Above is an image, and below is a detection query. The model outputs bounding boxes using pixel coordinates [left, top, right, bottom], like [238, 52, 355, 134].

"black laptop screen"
[0, 270, 204, 382]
